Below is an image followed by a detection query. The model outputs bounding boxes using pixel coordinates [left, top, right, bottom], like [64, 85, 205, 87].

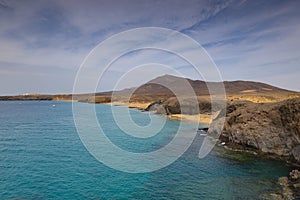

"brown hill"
[93, 74, 298, 105]
[129, 74, 292, 95]
[98, 74, 293, 97]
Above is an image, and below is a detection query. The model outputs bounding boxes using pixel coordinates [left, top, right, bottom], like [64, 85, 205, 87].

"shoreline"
[2, 98, 300, 167]
[167, 113, 211, 125]
[103, 101, 213, 125]
[101, 100, 300, 167]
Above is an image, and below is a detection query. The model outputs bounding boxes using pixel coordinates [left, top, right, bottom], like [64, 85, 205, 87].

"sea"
[0, 101, 295, 199]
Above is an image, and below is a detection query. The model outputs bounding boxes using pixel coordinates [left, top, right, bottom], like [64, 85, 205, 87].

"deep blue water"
[0, 101, 294, 199]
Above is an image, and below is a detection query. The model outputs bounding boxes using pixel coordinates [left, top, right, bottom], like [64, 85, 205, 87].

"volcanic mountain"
[90, 74, 298, 105]
[115, 74, 292, 95]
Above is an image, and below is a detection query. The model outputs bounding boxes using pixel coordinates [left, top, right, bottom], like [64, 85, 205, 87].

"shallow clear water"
[0, 101, 294, 199]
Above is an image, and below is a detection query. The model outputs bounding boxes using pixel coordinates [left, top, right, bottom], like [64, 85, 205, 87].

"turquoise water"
[0, 101, 294, 199]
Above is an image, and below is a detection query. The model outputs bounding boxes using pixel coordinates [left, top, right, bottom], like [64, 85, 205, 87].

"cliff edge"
[221, 98, 300, 164]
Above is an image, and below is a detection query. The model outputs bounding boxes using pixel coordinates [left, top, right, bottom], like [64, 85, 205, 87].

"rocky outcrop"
[146, 96, 300, 164]
[145, 97, 213, 115]
[221, 98, 300, 164]
[271, 170, 300, 199]
[145, 100, 167, 114]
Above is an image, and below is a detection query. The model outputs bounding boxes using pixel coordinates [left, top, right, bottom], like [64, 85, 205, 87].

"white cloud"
[0, 0, 300, 94]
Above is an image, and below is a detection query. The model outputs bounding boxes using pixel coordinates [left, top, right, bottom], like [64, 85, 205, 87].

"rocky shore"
[146, 97, 300, 165]
[221, 98, 300, 165]
[1, 76, 300, 160]
[272, 170, 300, 200]
[145, 96, 300, 198]
[2, 92, 300, 166]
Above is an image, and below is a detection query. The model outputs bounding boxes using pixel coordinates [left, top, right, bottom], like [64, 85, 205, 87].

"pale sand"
[168, 113, 212, 125]
[104, 101, 152, 110]
[226, 94, 300, 103]
[52, 97, 77, 102]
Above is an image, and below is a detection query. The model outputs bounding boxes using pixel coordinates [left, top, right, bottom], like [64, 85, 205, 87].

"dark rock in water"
[290, 170, 300, 180]
[273, 170, 300, 200]
[277, 176, 293, 200]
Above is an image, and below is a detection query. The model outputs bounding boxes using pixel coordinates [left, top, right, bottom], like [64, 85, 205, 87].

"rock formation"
[222, 98, 300, 164]
[272, 170, 300, 199]
[145, 96, 300, 165]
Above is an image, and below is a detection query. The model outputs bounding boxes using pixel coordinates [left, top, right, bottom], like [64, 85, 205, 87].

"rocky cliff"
[145, 97, 214, 115]
[146, 96, 300, 164]
[221, 98, 300, 164]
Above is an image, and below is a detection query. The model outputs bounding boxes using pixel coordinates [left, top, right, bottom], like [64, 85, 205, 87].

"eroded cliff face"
[222, 98, 300, 164]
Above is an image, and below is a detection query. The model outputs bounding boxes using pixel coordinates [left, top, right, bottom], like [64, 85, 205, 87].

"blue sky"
[0, 0, 300, 95]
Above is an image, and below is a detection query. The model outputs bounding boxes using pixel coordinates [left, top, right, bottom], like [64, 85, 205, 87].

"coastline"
[103, 101, 213, 125]
[2, 98, 300, 198]
[167, 113, 212, 125]
[102, 101, 151, 110]
[1, 100, 295, 199]
[103, 99, 300, 166]
[1, 96, 300, 167]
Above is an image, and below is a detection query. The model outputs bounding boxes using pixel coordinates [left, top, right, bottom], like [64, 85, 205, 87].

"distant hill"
[0, 74, 297, 103]
[108, 74, 293, 96]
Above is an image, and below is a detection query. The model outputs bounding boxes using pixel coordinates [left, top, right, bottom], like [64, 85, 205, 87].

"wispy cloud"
[0, 0, 299, 94]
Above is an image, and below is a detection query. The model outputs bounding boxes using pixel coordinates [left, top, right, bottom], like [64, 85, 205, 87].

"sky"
[0, 0, 300, 95]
